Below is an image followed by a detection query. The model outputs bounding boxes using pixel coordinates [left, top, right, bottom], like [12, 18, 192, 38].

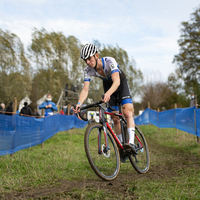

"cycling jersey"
[84, 57, 125, 82]
[84, 57, 132, 110]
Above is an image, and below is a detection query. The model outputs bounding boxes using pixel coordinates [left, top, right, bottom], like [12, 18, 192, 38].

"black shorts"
[103, 74, 132, 110]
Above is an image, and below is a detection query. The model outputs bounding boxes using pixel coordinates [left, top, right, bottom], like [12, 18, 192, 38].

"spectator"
[5, 102, 13, 115]
[19, 102, 33, 116]
[69, 106, 74, 115]
[190, 94, 198, 107]
[59, 107, 65, 115]
[39, 94, 58, 117]
[0, 103, 5, 114]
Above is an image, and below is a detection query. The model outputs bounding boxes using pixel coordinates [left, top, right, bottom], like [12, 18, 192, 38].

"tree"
[29, 28, 83, 103]
[141, 81, 172, 109]
[66, 35, 84, 83]
[167, 68, 183, 93]
[166, 70, 190, 108]
[0, 29, 32, 105]
[0, 28, 142, 108]
[173, 6, 200, 101]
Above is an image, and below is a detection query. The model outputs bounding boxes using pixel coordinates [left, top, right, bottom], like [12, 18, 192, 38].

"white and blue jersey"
[84, 57, 121, 82]
[84, 57, 133, 110]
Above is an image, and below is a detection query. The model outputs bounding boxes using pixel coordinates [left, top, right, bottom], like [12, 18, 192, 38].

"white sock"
[127, 128, 135, 144]
[117, 134, 123, 143]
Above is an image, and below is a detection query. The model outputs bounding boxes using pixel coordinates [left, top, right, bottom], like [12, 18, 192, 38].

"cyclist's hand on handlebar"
[73, 104, 81, 113]
[102, 93, 110, 103]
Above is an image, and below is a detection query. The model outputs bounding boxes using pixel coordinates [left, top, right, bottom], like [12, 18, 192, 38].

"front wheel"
[129, 125, 150, 173]
[84, 123, 120, 181]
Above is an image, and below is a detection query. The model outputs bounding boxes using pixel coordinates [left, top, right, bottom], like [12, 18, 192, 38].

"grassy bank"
[0, 125, 200, 199]
[132, 126, 200, 200]
[0, 128, 95, 191]
[141, 125, 200, 156]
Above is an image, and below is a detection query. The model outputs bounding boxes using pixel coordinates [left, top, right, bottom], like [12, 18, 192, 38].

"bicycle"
[77, 97, 150, 181]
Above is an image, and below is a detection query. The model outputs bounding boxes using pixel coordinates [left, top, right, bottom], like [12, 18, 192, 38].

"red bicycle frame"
[97, 107, 144, 154]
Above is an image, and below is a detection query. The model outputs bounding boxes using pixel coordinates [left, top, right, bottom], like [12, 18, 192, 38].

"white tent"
[37, 94, 47, 106]
[19, 95, 32, 112]
[36, 94, 48, 115]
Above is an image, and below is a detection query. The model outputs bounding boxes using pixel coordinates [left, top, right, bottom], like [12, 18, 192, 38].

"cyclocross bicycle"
[78, 97, 150, 181]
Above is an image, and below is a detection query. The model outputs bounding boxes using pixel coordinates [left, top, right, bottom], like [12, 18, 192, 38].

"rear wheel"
[129, 125, 150, 173]
[84, 123, 120, 181]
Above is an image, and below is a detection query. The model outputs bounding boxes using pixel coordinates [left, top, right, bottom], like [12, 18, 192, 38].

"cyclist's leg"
[107, 99, 122, 141]
[106, 99, 129, 163]
[122, 102, 135, 143]
[103, 81, 122, 141]
[118, 77, 136, 153]
[121, 101, 136, 154]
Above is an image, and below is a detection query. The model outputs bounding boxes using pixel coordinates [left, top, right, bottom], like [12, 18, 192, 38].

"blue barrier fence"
[1, 106, 199, 156]
[135, 106, 200, 137]
[0, 114, 88, 156]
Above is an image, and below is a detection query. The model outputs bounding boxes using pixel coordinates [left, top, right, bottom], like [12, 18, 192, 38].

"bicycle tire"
[84, 123, 120, 181]
[129, 125, 150, 173]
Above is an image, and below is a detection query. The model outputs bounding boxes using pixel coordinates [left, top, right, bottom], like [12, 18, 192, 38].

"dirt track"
[1, 136, 200, 200]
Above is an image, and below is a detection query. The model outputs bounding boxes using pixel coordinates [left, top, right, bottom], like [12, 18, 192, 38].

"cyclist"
[74, 43, 136, 153]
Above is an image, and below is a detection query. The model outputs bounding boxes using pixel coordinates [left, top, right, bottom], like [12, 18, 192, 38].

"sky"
[0, 0, 200, 83]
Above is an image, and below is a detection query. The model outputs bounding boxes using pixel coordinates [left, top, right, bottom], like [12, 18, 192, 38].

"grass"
[0, 128, 95, 192]
[129, 125, 200, 200]
[141, 125, 200, 156]
[0, 125, 200, 199]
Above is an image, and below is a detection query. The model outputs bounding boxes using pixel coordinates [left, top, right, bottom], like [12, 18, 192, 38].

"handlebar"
[78, 111, 88, 121]
[75, 95, 117, 121]
[74, 100, 104, 121]
[80, 100, 104, 111]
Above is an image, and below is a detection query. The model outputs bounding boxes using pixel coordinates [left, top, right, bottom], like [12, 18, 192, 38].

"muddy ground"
[0, 136, 199, 200]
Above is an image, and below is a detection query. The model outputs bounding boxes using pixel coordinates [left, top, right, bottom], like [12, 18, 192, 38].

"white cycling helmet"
[80, 43, 98, 60]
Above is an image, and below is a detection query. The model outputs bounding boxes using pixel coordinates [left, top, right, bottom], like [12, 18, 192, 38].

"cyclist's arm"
[104, 72, 120, 102]
[77, 81, 90, 106]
